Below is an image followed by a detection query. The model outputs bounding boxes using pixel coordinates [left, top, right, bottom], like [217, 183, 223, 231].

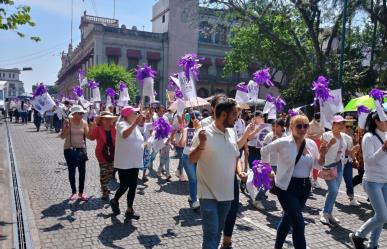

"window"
[216, 66, 224, 78]
[232, 72, 240, 81]
[107, 56, 119, 65]
[162, 15, 165, 23]
[9, 73, 11, 78]
[128, 58, 139, 71]
[199, 21, 212, 43]
[199, 65, 209, 79]
[147, 59, 158, 73]
[215, 25, 228, 45]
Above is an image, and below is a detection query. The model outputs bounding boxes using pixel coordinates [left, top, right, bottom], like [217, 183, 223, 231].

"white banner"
[358, 112, 369, 129]
[142, 77, 155, 99]
[79, 96, 92, 109]
[119, 87, 130, 102]
[375, 100, 387, 122]
[91, 87, 101, 102]
[247, 80, 259, 102]
[235, 90, 249, 104]
[31, 92, 56, 115]
[106, 96, 113, 108]
[320, 89, 344, 130]
[256, 124, 272, 148]
[178, 72, 197, 101]
[176, 98, 186, 116]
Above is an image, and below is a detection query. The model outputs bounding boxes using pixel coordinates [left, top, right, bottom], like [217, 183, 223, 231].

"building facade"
[56, 0, 279, 104]
[0, 68, 25, 99]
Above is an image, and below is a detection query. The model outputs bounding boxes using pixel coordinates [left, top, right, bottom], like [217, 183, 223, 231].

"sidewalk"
[3, 122, 387, 249]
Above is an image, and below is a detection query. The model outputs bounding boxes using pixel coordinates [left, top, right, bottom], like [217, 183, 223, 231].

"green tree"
[86, 64, 137, 101]
[0, 0, 40, 41]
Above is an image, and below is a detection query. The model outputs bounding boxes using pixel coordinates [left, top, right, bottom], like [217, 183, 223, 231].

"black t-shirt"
[105, 130, 113, 147]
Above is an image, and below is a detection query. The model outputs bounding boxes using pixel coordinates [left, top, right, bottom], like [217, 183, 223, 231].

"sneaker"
[142, 176, 149, 183]
[110, 199, 120, 215]
[312, 180, 322, 189]
[69, 193, 78, 201]
[125, 210, 140, 220]
[349, 233, 365, 249]
[328, 214, 340, 224]
[350, 198, 360, 207]
[166, 176, 172, 182]
[191, 201, 200, 210]
[319, 212, 333, 226]
[78, 193, 89, 202]
[252, 200, 264, 210]
[220, 242, 233, 249]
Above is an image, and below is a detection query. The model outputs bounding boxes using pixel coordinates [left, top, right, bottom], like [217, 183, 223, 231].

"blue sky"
[0, 0, 155, 93]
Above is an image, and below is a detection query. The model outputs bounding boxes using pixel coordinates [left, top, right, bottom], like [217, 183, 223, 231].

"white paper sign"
[320, 89, 344, 129]
[142, 77, 155, 99]
[178, 72, 197, 101]
[149, 135, 167, 153]
[374, 100, 387, 122]
[119, 87, 130, 102]
[91, 87, 101, 102]
[358, 112, 369, 129]
[106, 96, 113, 107]
[79, 96, 92, 109]
[235, 90, 249, 104]
[31, 92, 56, 115]
[247, 80, 259, 102]
[256, 124, 272, 148]
[176, 98, 186, 116]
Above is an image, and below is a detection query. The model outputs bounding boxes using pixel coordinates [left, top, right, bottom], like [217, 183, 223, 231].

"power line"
[0, 47, 65, 67]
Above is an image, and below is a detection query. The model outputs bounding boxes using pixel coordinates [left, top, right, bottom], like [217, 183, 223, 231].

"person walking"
[87, 111, 117, 200]
[261, 114, 327, 249]
[319, 115, 352, 226]
[19, 100, 28, 124]
[349, 112, 387, 249]
[189, 99, 245, 249]
[33, 109, 42, 132]
[60, 105, 89, 201]
[109, 106, 144, 219]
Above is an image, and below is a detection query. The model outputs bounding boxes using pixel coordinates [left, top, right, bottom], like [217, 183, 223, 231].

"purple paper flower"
[312, 75, 332, 102]
[105, 88, 116, 97]
[274, 96, 286, 112]
[135, 64, 157, 84]
[72, 86, 83, 98]
[119, 81, 127, 92]
[266, 94, 274, 103]
[253, 68, 274, 87]
[236, 82, 248, 93]
[252, 160, 273, 190]
[78, 69, 85, 83]
[33, 83, 47, 97]
[288, 108, 298, 117]
[175, 89, 183, 99]
[153, 117, 172, 140]
[357, 105, 370, 115]
[178, 53, 202, 80]
[87, 80, 99, 89]
[369, 88, 384, 101]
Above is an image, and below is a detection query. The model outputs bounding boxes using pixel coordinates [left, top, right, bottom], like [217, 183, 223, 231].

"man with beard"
[189, 98, 246, 249]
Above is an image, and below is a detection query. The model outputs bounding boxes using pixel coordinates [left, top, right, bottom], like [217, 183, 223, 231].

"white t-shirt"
[114, 121, 144, 169]
[362, 129, 387, 183]
[247, 124, 260, 147]
[190, 123, 239, 201]
[321, 131, 350, 166]
[200, 116, 214, 128]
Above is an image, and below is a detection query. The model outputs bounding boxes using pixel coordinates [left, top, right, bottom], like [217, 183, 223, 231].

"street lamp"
[337, 0, 348, 89]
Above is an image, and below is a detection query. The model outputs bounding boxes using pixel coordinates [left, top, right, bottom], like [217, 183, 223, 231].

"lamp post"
[337, 0, 348, 89]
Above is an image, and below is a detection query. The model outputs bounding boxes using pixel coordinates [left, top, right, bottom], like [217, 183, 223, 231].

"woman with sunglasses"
[60, 105, 89, 201]
[319, 115, 353, 226]
[261, 115, 327, 249]
[110, 106, 144, 219]
[350, 112, 387, 249]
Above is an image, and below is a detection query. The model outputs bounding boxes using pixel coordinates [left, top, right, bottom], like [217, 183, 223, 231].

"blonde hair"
[290, 114, 309, 129]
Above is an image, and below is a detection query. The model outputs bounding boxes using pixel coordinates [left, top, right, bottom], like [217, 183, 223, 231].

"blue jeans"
[276, 178, 311, 249]
[20, 111, 28, 124]
[343, 161, 354, 197]
[182, 154, 197, 202]
[356, 181, 387, 248]
[256, 165, 277, 201]
[200, 199, 231, 249]
[323, 162, 343, 214]
[223, 176, 239, 237]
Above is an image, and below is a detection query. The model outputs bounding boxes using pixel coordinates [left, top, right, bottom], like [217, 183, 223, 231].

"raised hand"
[198, 130, 207, 148]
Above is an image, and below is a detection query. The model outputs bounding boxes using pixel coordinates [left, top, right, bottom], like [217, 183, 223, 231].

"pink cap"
[120, 106, 140, 117]
[332, 115, 345, 123]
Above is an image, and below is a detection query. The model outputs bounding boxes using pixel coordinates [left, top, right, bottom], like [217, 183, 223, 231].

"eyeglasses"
[295, 124, 309, 130]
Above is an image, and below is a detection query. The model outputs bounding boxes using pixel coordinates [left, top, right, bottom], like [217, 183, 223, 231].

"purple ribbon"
[274, 96, 286, 112]
[72, 86, 84, 98]
[252, 160, 273, 190]
[357, 105, 370, 115]
[253, 68, 274, 87]
[105, 88, 116, 97]
[288, 108, 299, 117]
[87, 80, 99, 89]
[369, 88, 384, 101]
[135, 64, 157, 84]
[33, 83, 47, 97]
[153, 117, 172, 140]
[178, 53, 202, 81]
[119, 81, 127, 92]
[236, 82, 248, 93]
[312, 75, 332, 102]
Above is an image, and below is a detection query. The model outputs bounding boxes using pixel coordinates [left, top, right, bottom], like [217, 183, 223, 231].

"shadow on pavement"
[98, 216, 137, 249]
[155, 181, 189, 196]
[41, 223, 64, 232]
[172, 207, 201, 227]
[137, 234, 162, 248]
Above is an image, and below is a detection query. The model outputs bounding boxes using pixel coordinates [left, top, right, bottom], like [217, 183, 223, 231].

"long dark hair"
[364, 111, 380, 135]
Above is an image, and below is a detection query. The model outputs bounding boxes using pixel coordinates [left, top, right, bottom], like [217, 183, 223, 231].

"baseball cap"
[121, 106, 140, 118]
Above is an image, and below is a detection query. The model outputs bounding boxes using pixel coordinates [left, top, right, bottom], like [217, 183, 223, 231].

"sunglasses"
[295, 124, 310, 130]
[75, 112, 84, 115]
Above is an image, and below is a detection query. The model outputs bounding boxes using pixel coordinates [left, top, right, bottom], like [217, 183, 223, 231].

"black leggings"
[64, 149, 86, 194]
[114, 168, 139, 209]
[352, 168, 365, 188]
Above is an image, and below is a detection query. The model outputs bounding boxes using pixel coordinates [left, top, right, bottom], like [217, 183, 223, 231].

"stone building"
[0, 68, 25, 99]
[56, 0, 280, 104]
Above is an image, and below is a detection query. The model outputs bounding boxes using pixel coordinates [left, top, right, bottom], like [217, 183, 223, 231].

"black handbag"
[102, 130, 114, 163]
[69, 121, 89, 162]
[270, 140, 306, 195]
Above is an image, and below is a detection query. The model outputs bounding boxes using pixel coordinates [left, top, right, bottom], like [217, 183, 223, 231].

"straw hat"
[98, 111, 116, 119]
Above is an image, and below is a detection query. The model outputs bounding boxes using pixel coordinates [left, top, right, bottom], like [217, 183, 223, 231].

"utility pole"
[113, 0, 116, 19]
[337, 0, 348, 89]
[71, 0, 74, 47]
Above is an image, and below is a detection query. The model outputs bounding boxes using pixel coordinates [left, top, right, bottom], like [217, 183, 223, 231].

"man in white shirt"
[200, 94, 226, 128]
[189, 99, 246, 249]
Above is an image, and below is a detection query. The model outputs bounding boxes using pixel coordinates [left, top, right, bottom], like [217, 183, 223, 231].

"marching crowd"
[3, 94, 387, 249]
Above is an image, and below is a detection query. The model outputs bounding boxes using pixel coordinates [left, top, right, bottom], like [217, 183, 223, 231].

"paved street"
[2, 121, 387, 249]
